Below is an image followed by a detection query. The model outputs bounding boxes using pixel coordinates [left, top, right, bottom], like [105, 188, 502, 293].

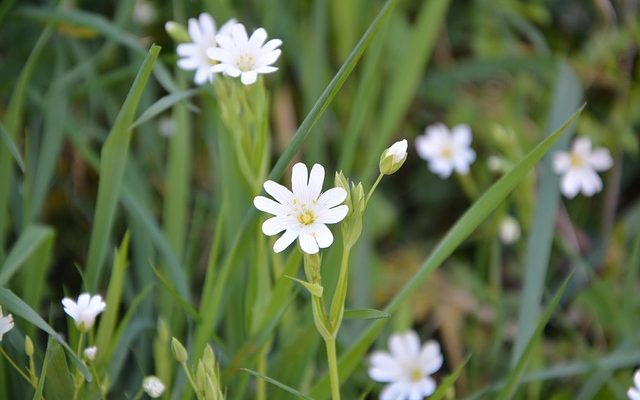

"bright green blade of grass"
[0, 225, 53, 286]
[511, 60, 582, 365]
[360, 0, 451, 185]
[84, 45, 159, 291]
[193, 0, 401, 358]
[430, 355, 471, 400]
[343, 308, 390, 321]
[240, 368, 314, 400]
[0, 288, 91, 380]
[131, 88, 201, 129]
[497, 274, 573, 399]
[33, 338, 54, 400]
[0, 120, 24, 173]
[310, 105, 585, 399]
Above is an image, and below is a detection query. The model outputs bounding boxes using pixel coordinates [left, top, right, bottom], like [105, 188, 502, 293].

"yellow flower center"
[570, 153, 584, 168]
[237, 54, 255, 72]
[297, 210, 315, 225]
[410, 368, 423, 382]
[440, 145, 453, 160]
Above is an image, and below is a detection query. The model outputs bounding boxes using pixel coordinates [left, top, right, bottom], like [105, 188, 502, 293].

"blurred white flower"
[499, 215, 521, 245]
[254, 163, 348, 254]
[0, 306, 14, 342]
[552, 137, 613, 198]
[84, 346, 97, 361]
[415, 123, 476, 178]
[369, 330, 443, 400]
[143, 376, 166, 398]
[208, 23, 282, 85]
[133, 0, 156, 25]
[380, 139, 408, 175]
[176, 13, 236, 85]
[62, 293, 106, 332]
[628, 370, 640, 400]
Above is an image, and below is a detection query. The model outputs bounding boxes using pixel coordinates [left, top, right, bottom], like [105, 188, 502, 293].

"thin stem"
[329, 246, 352, 331]
[256, 344, 267, 400]
[72, 331, 86, 400]
[0, 346, 33, 385]
[130, 388, 144, 400]
[181, 362, 199, 398]
[90, 364, 106, 400]
[324, 338, 341, 400]
[365, 173, 384, 206]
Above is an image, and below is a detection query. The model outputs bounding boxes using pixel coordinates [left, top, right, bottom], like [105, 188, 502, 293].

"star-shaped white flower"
[143, 376, 166, 398]
[552, 137, 613, 198]
[368, 331, 443, 400]
[253, 163, 348, 254]
[207, 23, 282, 85]
[62, 293, 106, 332]
[415, 123, 476, 178]
[628, 370, 640, 400]
[176, 13, 235, 85]
[0, 306, 14, 342]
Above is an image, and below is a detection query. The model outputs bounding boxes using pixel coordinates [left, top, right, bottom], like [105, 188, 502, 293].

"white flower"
[0, 306, 14, 342]
[176, 13, 236, 85]
[133, 0, 156, 25]
[415, 123, 476, 178]
[380, 139, 408, 175]
[143, 376, 166, 398]
[61, 293, 106, 332]
[552, 137, 613, 198]
[84, 346, 97, 361]
[369, 331, 443, 400]
[499, 215, 521, 245]
[158, 116, 175, 138]
[253, 163, 348, 254]
[628, 370, 640, 400]
[207, 23, 282, 85]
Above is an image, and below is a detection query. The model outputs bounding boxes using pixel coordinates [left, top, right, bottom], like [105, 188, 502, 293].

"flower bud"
[203, 345, 216, 372]
[165, 21, 190, 43]
[84, 346, 97, 361]
[499, 215, 521, 245]
[24, 335, 34, 357]
[171, 337, 188, 363]
[379, 139, 408, 175]
[143, 376, 166, 398]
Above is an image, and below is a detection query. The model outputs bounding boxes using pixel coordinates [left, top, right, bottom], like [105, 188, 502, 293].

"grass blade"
[84, 44, 160, 291]
[0, 120, 24, 173]
[309, 105, 585, 399]
[0, 225, 54, 286]
[240, 368, 314, 400]
[430, 355, 471, 400]
[343, 308, 390, 321]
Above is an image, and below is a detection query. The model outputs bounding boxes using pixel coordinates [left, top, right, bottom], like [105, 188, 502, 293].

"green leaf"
[84, 44, 160, 291]
[309, 105, 585, 399]
[497, 274, 574, 399]
[0, 119, 24, 172]
[343, 308, 390, 321]
[131, 88, 201, 128]
[43, 342, 75, 400]
[240, 368, 314, 400]
[430, 355, 471, 400]
[0, 225, 54, 286]
[0, 288, 91, 381]
[33, 338, 54, 400]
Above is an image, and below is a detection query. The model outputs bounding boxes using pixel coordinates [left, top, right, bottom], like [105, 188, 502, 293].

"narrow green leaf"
[84, 44, 160, 291]
[343, 308, 390, 321]
[0, 120, 24, 172]
[43, 341, 75, 400]
[0, 225, 54, 286]
[430, 355, 471, 400]
[0, 288, 91, 380]
[309, 105, 585, 398]
[497, 274, 574, 399]
[511, 61, 582, 365]
[131, 88, 201, 128]
[240, 368, 314, 400]
[33, 338, 54, 400]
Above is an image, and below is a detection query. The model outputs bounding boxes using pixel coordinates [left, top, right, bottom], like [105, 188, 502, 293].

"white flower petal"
[206, 47, 229, 62]
[415, 135, 438, 159]
[241, 70, 258, 85]
[588, 148, 613, 171]
[262, 38, 283, 52]
[210, 64, 226, 73]
[264, 181, 295, 206]
[298, 229, 319, 254]
[368, 351, 401, 382]
[218, 19, 237, 36]
[560, 170, 581, 198]
[380, 381, 410, 400]
[316, 205, 348, 224]
[225, 66, 242, 77]
[177, 58, 199, 70]
[634, 371, 640, 391]
[198, 13, 216, 39]
[188, 17, 203, 43]
[389, 331, 421, 360]
[429, 159, 454, 178]
[311, 223, 333, 249]
[231, 23, 249, 45]
[414, 377, 437, 397]
[572, 137, 592, 155]
[452, 124, 472, 146]
[273, 229, 299, 253]
[257, 49, 281, 67]
[215, 33, 235, 50]
[316, 187, 347, 209]
[176, 43, 198, 57]
[307, 164, 325, 201]
[253, 196, 287, 215]
[629, 388, 640, 400]
[552, 152, 571, 174]
[255, 66, 278, 74]
[262, 216, 291, 236]
[420, 340, 443, 374]
[291, 163, 309, 200]
[249, 27, 268, 49]
[78, 294, 91, 308]
[578, 168, 602, 197]
[194, 67, 211, 85]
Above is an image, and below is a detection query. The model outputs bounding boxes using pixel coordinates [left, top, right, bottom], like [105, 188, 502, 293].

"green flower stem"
[329, 246, 352, 331]
[456, 172, 479, 200]
[72, 331, 86, 400]
[0, 346, 33, 386]
[365, 173, 384, 206]
[256, 344, 268, 400]
[181, 361, 199, 398]
[324, 337, 341, 400]
[90, 364, 107, 400]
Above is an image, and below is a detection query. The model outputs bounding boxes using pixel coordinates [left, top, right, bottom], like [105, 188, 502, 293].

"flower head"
[552, 137, 613, 198]
[0, 306, 14, 342]
[254, 163, 348, 254]
[369, 331, 443, 400]
[628, 370, 640, 400]
[415, 123, 476, 178]
[84, 346, 97, 361]
[208, 23, 282, 85]
[61, 293, 106, 332]
[380, 139, 408, 175]
[143, 376, 166, 398]
[499, 215, 521, 245]
[176, 13, 236, 85]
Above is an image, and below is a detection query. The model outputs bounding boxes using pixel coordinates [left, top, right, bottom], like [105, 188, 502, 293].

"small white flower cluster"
[0, 306, 14, 342]
[175, 13, 282, 86]
[368, 330, 443, 400]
